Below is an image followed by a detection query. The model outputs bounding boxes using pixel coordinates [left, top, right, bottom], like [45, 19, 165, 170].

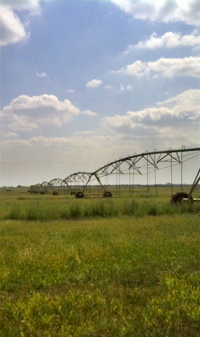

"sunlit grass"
[3, 198, 200, 221]
[0, 215, 200, 336]
[1, 185, 200, 222]
[0, 188, 200, 335]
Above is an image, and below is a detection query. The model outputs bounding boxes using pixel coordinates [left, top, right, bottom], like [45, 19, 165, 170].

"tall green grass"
[1, 188, 200, 335]
[0, 216, 200, 336]
[5, 199, 200, 221]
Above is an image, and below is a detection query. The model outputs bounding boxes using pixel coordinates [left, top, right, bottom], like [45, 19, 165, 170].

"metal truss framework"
[94, 147, 199, 177]
[47, 178, 71, 194]
[29, 146, 200, 196]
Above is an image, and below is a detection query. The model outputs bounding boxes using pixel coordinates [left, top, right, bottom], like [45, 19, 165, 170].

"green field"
[0, 188, 200, 336]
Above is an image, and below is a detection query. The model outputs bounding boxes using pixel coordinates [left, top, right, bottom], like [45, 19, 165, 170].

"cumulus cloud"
[1, 132, 19, 139]
[115, 56, 200, 78]
[0, 0, 41, 10]
[127, 30, 200, 51]
[86, 79, 103, 88]
[157, 90, 200, 118]
[2, 90, 199, 185]
[109, 0, 200, 26]
[82, 110, 97, 117]
[0, 94, 80, 131]
[0, 0, 46, 46]
[104, 85, 113, 90]
[0, 5, 28, 46]
[120, 84, 133, 91]
[66, 89, 75, 93]
[102, 89, 200, 142]
[126, 85, 133, 91]
[36, 72, 47, 78]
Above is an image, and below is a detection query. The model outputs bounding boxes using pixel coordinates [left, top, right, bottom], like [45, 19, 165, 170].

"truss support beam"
[29, 147, 200, 197]
[189, 168, 200, 197]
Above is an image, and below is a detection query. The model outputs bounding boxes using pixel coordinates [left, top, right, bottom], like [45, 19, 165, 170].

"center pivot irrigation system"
[170, 168, 200, 204]
[28, 146, 200, 200]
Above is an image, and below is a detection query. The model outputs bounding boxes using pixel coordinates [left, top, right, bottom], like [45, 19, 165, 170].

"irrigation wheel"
[75, 191, 84, 198]
[170, 192, 193, 204]
[103, 191, 112, 198]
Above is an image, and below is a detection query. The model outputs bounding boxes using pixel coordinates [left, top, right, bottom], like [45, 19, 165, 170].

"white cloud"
[1, 91, 199, 185]
[1, 132, 19, 139]
[82, 110, 98, 117]
[0, 5, 28, 46]
[86, 79, 103, 88]
[66, 89, 75, 93]
[104, 85, 113, 90]
[157, 89, 200, 114]
[120, 84, 133, 92]
[102, 89, 200, 144]
[75, 130, 96, 136]
[128, 30, 200, 50]
[36, 72, 47, 78]
[109, 0, 200, 26]
[115, 60, 148, 77]
[126, 85, 133, 91]
[0, 0, 42, 11]
[0, 0, 48, 46]
[1, 94, 80, 131]
[115, 56, 200, 78]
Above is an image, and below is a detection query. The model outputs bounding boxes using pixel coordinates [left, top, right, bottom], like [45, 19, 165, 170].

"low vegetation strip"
[3, 199, 200, 221]
[0, 216, 200, 336]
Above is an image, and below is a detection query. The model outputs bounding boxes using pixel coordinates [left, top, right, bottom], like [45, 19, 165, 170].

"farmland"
[0, 187, 200, 336]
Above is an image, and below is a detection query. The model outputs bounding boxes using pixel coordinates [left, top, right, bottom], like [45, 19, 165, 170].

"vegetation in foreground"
[0, 215, 200, 336]
[0, 187, 200, 221]
[4, 199, 200, 221]
[0, 188, 200, 336]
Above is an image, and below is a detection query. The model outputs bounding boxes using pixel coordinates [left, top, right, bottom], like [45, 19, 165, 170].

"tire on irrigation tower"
[170, 192, 193, 204]
[53, 191, 59, 196]
[103, 191, 112, 198]
[76, 191, 84, 198]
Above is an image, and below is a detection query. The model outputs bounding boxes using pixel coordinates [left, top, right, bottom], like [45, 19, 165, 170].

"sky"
[0, 0, 200, 186]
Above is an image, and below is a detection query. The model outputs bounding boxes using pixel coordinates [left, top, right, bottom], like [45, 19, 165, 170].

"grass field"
[0, 187, 200, 336]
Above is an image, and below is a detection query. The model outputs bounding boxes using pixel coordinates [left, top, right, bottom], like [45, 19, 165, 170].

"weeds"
[0, 216, 200, 336]
[1, 187, 200, 336]
[5, 199, 200, 221]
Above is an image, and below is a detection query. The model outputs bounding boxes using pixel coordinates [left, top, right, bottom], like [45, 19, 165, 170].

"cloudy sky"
[1, 0, 200, 186]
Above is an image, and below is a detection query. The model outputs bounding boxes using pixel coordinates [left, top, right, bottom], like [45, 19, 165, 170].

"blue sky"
[0, 0, 200, 186]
